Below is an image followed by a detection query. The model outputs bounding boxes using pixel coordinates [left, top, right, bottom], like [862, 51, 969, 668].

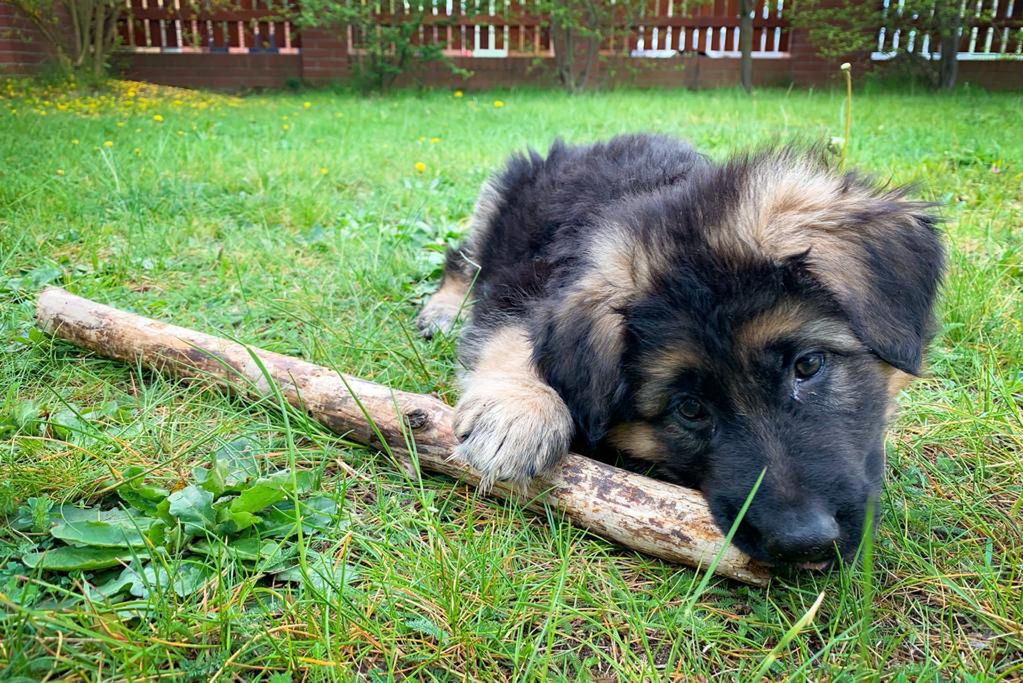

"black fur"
[443, 134, 944, 566]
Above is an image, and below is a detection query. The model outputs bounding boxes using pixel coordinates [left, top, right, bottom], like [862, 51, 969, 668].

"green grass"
[0, 77, 1021, 680]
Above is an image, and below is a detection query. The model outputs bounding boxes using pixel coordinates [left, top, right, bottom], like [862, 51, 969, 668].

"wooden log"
[35, 287, 770, 585]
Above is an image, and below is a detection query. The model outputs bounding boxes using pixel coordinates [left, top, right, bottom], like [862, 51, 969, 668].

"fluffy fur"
[417, 134, 944, 566]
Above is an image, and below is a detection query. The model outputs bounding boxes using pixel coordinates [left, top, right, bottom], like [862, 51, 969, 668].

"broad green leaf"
[48, 407, 90, 442]
[51, 517, 164, 549]
[194, 437, 262, 495]
[84, 568, 139, 601]
[24, 546, 136, 571]
[259, 496, 343, 538]
[213, 497, 261, 534]
[130, 561, 212, 598]
[227, 470, 315, 521]
[2, 264, 62, 293]
[273, 550, 359, 595]
[116, 466, 169, 515]
[166, 485, 215, 535]
[11, 496, 53, 533]
[193, 537, 288, 567]
[12, 502, 136, 532]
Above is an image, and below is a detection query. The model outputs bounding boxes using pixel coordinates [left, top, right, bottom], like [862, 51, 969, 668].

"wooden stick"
[36, 287, 770, 585]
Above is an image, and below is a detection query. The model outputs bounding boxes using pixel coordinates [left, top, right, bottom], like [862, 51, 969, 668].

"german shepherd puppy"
[417, 134, 944, 568]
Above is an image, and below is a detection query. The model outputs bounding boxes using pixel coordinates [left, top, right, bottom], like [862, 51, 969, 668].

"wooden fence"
[874, 0, 1023, 60]
[115, 0, 792, 59]
[118, 0, 300, 53]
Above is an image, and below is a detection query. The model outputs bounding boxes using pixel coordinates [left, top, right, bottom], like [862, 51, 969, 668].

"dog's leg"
[416, 250, 473, 339]
[417, 180, 501, 339]
[453, 325, 574, 489]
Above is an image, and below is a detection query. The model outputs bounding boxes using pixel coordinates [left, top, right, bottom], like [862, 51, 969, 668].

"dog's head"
[535, 150, 944, 567]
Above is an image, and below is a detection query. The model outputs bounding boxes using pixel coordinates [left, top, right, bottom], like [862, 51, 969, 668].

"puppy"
[417, 134, 944, 567]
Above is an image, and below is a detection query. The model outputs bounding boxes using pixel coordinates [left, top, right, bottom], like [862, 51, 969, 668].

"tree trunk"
[92, 0, 105, 78]
[938, 7, 960, 90]
[739, 0, 753, 93]
[35, 287, 771, 586]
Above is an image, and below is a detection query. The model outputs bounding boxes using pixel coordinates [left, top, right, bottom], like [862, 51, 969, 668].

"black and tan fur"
[416, 134, 944, 566]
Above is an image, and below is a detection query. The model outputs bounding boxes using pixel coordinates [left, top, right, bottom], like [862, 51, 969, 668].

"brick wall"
[113, 53, 302, 89]
[786, 0, 874, 87]
[0, 2, 54, 74]
[300, 28, 350, 84]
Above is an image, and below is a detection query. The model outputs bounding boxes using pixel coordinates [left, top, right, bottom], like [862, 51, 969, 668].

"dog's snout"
[763, 508, 840, 564]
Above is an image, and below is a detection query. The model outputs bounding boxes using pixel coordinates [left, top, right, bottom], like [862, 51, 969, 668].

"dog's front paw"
[415, 299, 460, 339]
[452, 377, 573, 489]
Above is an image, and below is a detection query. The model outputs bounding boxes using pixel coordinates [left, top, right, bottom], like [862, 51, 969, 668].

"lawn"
[0, 78, 1021, 681]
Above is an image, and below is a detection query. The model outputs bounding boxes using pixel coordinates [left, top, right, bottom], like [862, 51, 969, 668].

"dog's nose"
[763, 509, 840, 564]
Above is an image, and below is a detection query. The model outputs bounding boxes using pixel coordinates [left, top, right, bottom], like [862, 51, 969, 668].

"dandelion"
[103, 140, 113, 148]
[320, 167, 329, 175]
[414, 161, 427, 173]
[493, 100, 504, 108]
[153, 114, 164, 122]
[430, 137, 440, 144]
[335, 112, 343, 118]
[177, 130, 184, 136]
[303, 101, 312, 109]
[56, 169, 64, 176]
[283, 123, 291, 131]
[454, 90, 463, 98]
[71, 138, 79, 145]
[116, 122, 125, 127]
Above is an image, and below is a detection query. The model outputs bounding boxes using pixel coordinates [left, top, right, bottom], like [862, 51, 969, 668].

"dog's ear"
[801, 198, 945, 375]
[532, 293, 629, 447]
[729, 154, 946, 376]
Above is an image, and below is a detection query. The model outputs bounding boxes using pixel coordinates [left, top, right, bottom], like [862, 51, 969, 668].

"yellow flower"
[303, 101, 312, 108]
[430, 137, 440, 144]
[103, 140, 113, 148]
[134, 148, 142, 156]
[335, 112, 343, 118]
[319, 167, 328, 175]
[414, 161, 427, 173]
[56, 169, 64, 176]
[71, 138, 79, 145]
[282, 123, 290, 130]
[493, 100, 504, 108]
[153, 114, 163, 122]
[454, 90, 463, 98]
[116, 121, 125, 127]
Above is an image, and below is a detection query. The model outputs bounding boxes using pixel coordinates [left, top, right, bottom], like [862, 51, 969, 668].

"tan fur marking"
[553, 223, 668, 375]
[708, 158, 891, 304]
[635, 346, 705, 418]
[417, 269, 473, 337]
[453, 326, 573, 488]
[467, 179, 502, 241]
[881, 364, 915, 421]
[736, 301, 864, 354]
[607, 422, 666, 462]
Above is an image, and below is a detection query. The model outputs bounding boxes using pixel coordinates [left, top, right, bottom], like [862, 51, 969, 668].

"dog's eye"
[794, 352, 825, 380]
[676, 397, 706, 422]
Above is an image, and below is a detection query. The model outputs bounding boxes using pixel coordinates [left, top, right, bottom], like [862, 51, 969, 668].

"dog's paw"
[452, 377, 573, 489]
[415, 298, 460, 339]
